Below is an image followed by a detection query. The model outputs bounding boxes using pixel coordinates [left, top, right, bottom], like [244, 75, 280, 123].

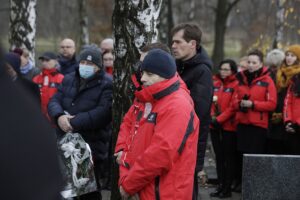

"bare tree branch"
[226, 0, 241, 16]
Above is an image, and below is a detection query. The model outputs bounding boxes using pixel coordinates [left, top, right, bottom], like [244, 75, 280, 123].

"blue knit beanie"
[141, 49, 176, 79]
[5, 52, 21, 74]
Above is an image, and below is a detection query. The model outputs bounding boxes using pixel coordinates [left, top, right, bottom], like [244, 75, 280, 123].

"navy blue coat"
[58, 55, 78, 75]
[48, 70, 112, 161]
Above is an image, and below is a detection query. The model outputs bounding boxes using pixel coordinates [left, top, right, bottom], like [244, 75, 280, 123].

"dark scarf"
[245, 67, 263, 86]
[291, 74, 300, 96]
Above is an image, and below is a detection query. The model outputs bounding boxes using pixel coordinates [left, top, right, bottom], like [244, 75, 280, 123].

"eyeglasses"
[60, 46, 73, 49]
[219, 68, 231, 72]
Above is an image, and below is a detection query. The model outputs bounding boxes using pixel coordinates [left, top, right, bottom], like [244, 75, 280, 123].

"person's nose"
[140, 74, 146, 83]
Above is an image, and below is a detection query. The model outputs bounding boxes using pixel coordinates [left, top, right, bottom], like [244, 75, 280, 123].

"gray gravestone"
[243, 154, 300, 200]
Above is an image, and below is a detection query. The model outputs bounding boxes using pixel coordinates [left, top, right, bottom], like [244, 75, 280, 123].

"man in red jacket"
[115, 49, 200, 200]
[33, 52, 64, 119]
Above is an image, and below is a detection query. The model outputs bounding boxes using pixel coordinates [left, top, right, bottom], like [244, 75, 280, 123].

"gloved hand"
[285, 122, 296, 133]
[271, 113, 283, 124]
[211, 118, 221, 129]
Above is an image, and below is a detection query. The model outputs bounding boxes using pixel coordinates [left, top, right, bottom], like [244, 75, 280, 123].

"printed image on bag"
[59, 133, 98, 198]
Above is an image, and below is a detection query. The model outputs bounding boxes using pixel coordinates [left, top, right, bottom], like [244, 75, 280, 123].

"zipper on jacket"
[260, 112, 263, 120]
[155, 176, 160, 200]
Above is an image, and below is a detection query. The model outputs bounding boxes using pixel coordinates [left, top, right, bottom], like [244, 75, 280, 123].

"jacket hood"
[177, 46, 213, 72]
[135, 74, 184, 103]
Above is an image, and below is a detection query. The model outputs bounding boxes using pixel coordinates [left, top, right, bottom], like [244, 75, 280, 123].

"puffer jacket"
[33, 68, 64, 117]
[233, 67, 277, 129]
[284, 74, 300, 125]
[58, 55, 78, 75]
[48, 70, 112, 161]
[115, 74, 199, 200]
[211, 74, 238, 131]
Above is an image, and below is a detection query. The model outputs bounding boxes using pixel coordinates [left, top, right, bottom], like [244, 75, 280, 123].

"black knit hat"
[141, 49, 176, 79]
[79, 48, 102, 68]
[5, 52, 21, 74]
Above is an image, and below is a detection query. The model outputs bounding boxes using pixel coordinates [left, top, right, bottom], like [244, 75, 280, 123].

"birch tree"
[112, 0, 162, 199]
[9, 0, 36, 62]
[273, 0, 285, 48]
[78, 0, 89, 48]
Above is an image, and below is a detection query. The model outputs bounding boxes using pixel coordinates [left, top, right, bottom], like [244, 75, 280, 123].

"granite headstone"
[243, 154, 300, 200]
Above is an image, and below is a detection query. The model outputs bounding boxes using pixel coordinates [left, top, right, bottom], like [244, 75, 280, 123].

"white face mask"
[79, 64, 95, 79]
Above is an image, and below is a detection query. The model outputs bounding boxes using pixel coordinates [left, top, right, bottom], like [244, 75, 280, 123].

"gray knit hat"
[79, 48, 102, 68]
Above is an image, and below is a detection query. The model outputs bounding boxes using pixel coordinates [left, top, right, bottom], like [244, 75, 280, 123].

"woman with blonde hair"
[281, 45, 300, 154]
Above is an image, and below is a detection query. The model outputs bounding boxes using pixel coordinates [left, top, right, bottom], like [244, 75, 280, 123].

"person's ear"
[190, 40, 197, 49]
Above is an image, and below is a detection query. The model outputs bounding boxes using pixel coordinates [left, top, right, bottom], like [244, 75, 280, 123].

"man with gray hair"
[100, 38, 114, 53]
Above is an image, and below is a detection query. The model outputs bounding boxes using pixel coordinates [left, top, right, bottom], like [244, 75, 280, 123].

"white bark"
[273, 0, 285, 48]
[78, 0, 89, 47]
[9, 0, 36, 62]
[188, 0, 195, 20]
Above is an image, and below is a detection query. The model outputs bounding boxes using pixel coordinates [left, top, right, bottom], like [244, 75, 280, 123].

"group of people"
[210, 45, 300, 198]
[2, 20, 300, 200]
[2, 37, 114, 200]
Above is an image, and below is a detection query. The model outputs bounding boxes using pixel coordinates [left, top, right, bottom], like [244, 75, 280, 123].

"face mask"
[79, 64, 95, 79]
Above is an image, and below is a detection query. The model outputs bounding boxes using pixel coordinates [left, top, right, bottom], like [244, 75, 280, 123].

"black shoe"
[219, 190, 232, 198]
[210, 185, 223, 197]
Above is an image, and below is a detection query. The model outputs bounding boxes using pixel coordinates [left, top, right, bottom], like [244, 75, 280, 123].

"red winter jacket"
[33, 68, 64, 117]
[115, 74, 199, 200]
[211, 75, 238, 131]
[232, 68, 277, 129]
[284, 79, 300, 125]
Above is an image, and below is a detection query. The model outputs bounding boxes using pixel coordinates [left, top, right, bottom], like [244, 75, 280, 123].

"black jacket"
[15, 76, 41, 106]
[58, 55, 78, 75]
[177, 46, 213, 171]
[48, 70, 112, 161]
[0, 71, 62, 200]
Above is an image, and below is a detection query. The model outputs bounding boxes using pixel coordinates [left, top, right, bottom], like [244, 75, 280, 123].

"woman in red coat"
[210, 59, 238, 198]
[233, 49, 277, 189]
[283, 45, 300, 155]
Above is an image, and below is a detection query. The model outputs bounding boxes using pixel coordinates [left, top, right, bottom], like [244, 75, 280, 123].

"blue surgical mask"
[79, 64, 95, 79]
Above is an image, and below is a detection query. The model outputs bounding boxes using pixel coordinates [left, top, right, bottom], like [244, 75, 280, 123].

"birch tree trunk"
[272, 0, 285, 48]
[188, 0, 195, 21]
[112, 0, 162, 199]
[78, 0, 89, 48]
[9, 0, 36, 62]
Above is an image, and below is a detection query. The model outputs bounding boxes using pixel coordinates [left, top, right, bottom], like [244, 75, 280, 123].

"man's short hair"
[140, 42, 170, 54]
[248, 49, 264, 63]
[171, 23, 202, 49]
